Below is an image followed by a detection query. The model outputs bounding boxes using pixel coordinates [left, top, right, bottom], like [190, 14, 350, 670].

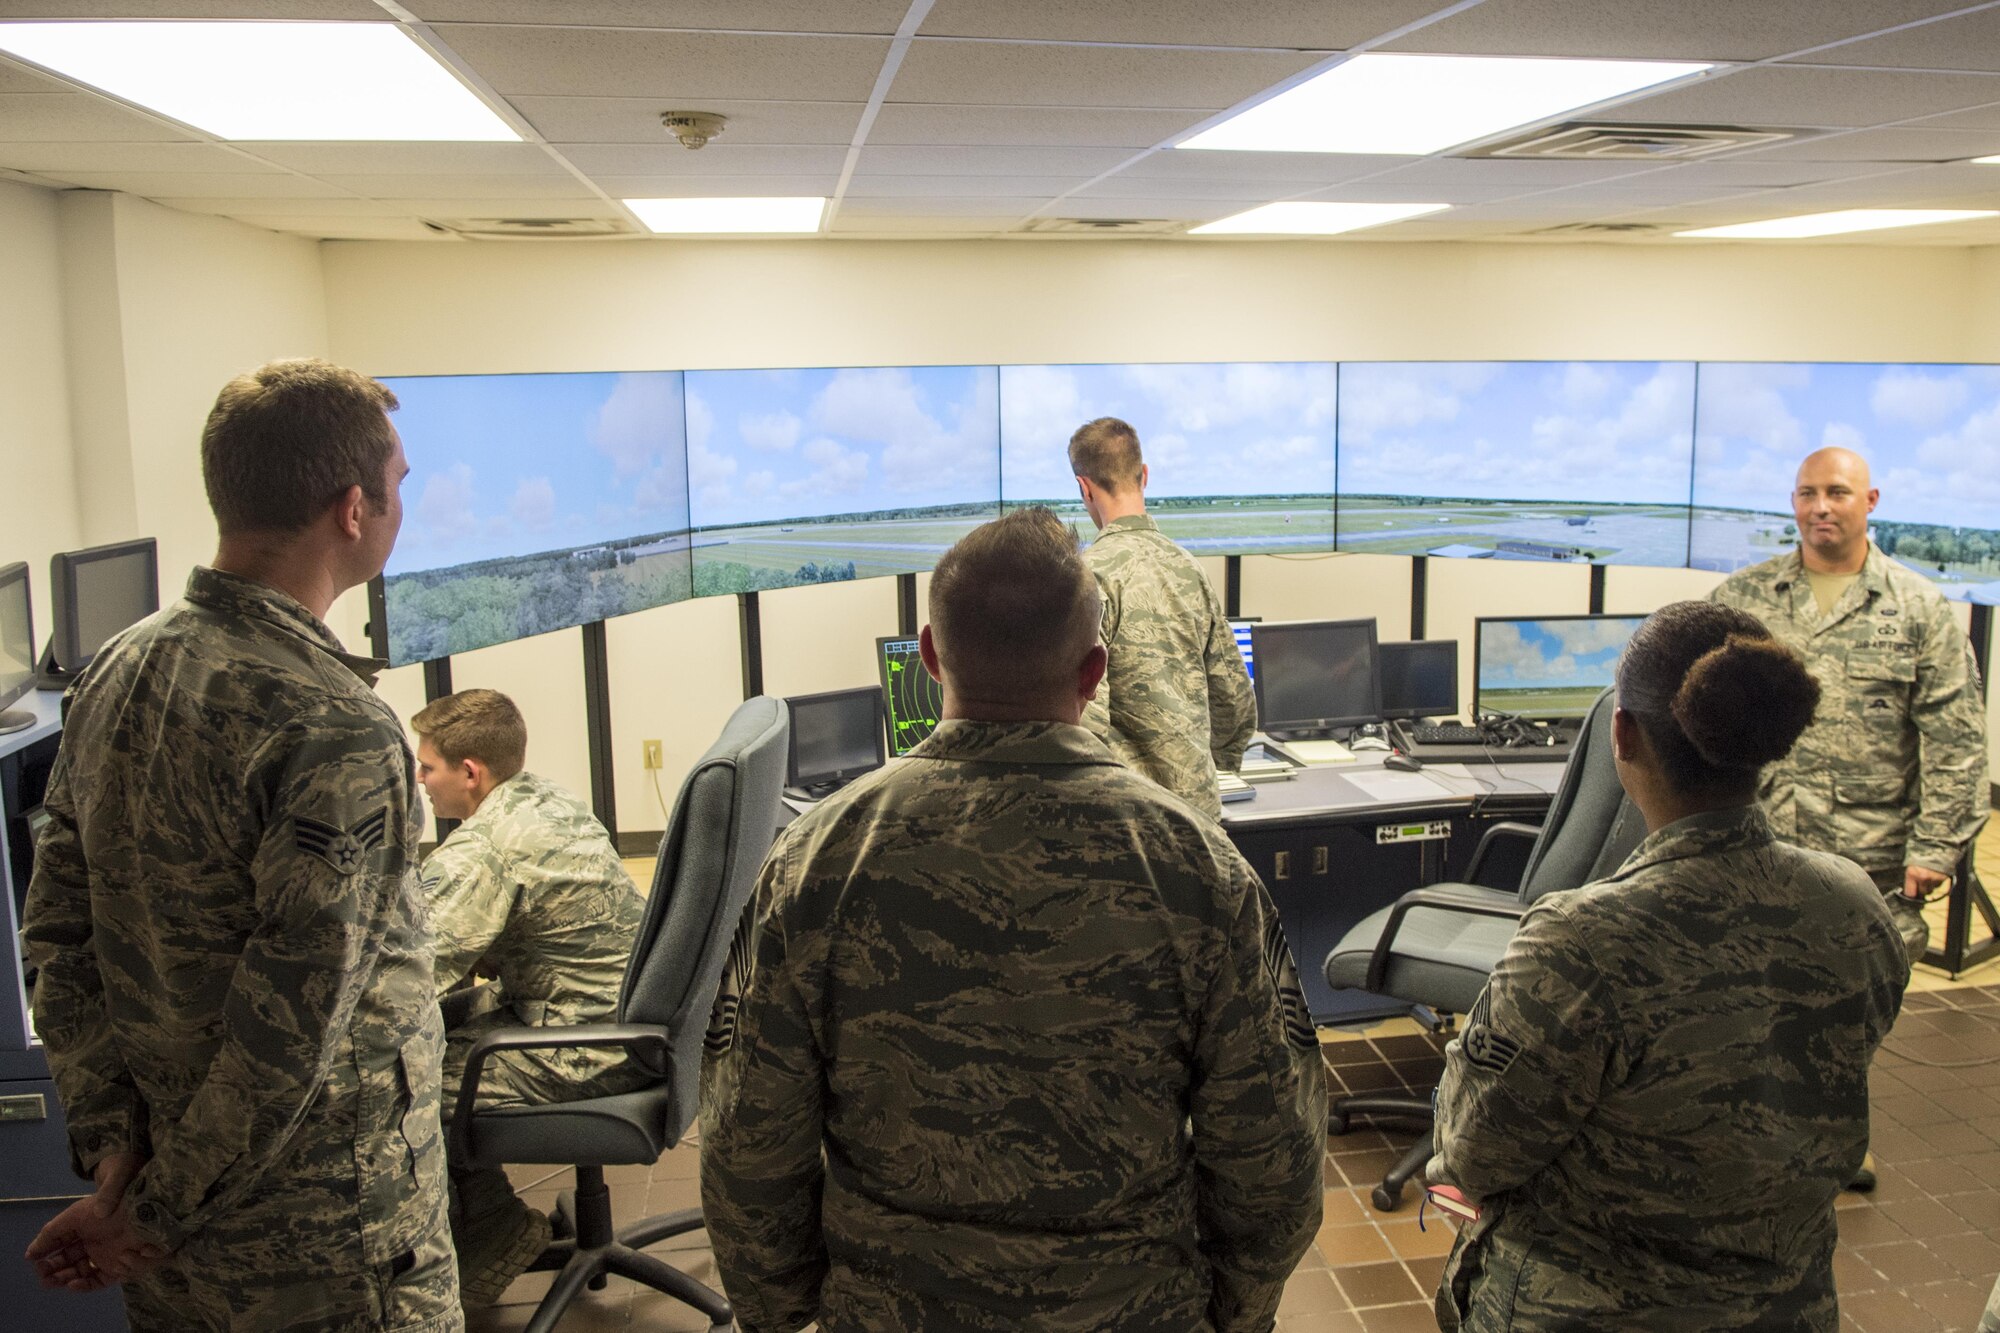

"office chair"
[446, 695, 789, 1331]
[1321, 688, 1644, 1211]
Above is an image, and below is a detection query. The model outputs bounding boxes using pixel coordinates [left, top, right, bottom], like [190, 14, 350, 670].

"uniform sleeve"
[1190, 860, 1328, 1333]
[1429, 901, 1615, 1202]
[1906, 603, 1990, 874]
[422, 837, 509, 995]
[699, 844, 828, 1333]
[118, 707, 424, 1253]
[1081, 567, 1119, 745]
[22, 742, 149, 1178]
[1204, 594, 1256, 773]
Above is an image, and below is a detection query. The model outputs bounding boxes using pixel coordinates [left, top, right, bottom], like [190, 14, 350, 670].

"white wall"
[0, 181, 82, 628]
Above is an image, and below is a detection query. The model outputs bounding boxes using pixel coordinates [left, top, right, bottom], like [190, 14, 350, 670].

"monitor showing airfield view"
[1689, 363, 2000, 602]
[1475, 614, 1647, 721]
[374, 371, 693, 667]
[998, 362, 1338, 554]
[684, 365, 1000, 595]
[1335, 362, 1698, 566]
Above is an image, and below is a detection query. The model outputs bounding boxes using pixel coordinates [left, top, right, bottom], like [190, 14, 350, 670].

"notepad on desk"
[1266, 738, 1354, 766]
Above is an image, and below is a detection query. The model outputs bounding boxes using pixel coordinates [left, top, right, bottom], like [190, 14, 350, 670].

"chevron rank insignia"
[293, 808, 389, 876]
[1461, 989, 1522, 1076]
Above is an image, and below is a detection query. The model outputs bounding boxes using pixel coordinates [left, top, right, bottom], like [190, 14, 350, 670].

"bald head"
[1796, 446, 1872, 493]
[1792, 445, 1878, 573]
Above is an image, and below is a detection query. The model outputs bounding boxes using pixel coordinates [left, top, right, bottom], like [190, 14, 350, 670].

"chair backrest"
[1516, 688, 1647, 905]
[619, 695, 789, 1124]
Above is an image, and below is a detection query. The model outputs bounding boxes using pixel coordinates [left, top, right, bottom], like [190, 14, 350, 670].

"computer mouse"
[1383, 752, 1423, 772]
[1349, 735, 1391, 751]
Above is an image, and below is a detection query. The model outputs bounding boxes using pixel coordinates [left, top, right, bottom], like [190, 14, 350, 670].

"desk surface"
[0, 688, 61, 761]
[1222, 748, 1564, 830]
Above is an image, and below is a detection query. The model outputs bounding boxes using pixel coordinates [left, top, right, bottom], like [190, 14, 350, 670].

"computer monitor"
[877, 634, 944, 757]
[46, 537, 158, 677]
[785, 687, 886, 798]
[0, 563, 34, 735]
[1250, 619, 1380, 739]
[1474, 613, 1648, 722]
[1229, 616, 1259, 682]
[1379, 640, 1458, 721]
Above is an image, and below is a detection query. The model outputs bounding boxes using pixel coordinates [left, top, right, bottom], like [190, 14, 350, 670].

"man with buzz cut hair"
[410, 687, 647, 1307]
[1069, 415, 1256, 820]
[701, 505, 1325, 1333]
[25, 359, 461, 1329]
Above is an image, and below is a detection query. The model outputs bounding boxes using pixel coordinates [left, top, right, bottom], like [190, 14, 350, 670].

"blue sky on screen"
[999, 362, 1337, 501]
[685, 366, 999, 526]
[1338, 362, 1697, 504]
[1692, 363, 2000, 528]
[1480, 616, 1645, 688]
[384, 371, 687, 575]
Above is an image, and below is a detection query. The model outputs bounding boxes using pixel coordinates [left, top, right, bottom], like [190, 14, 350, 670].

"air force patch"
[293, 808, 389, 876]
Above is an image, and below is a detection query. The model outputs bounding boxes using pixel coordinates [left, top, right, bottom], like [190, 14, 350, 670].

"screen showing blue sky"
[1691, 362, 2000, 528]
[1478, 616, 1646, 691]
[685, 365, 999, 527]
[999, 362, 1338, 502]
[1338, 362, 1697, 503]
[383, 371, 687, 576]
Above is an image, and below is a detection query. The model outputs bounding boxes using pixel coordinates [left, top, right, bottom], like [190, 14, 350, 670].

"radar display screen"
[877, 634, 944, 756]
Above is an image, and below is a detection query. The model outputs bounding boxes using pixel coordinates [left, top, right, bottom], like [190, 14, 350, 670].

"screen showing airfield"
[1335, 361, 1697, 567]
[1689, 363, 2000, 600]
[878, 635, 943, 756]
[999, 362, 1337, 555]
[377, 371, 692, 667]
[1475, 615, 1646, 721]
[685, 365, 1000, 596]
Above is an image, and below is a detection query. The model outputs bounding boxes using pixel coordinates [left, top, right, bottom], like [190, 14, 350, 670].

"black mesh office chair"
[446, 696, 789, 1331]
[1322, 689, 1645, 1211]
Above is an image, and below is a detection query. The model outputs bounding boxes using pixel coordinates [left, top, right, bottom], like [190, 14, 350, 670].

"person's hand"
[1904, 865, 1949, 902]
[25, 1152, 168, 1292]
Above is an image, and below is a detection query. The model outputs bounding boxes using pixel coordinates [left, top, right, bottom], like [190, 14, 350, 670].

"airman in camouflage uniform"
[1430, 806, 1908, 1330]
[701, 507, 1324, 1333]
[1070, 419, 1257, 820]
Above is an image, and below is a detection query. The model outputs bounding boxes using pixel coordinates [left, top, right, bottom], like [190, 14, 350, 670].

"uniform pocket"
[1836, 773, 1908, 805]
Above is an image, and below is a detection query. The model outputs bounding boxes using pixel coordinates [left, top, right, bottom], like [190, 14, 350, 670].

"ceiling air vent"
[425, 217, 632, 240]
[1475, 123, 1799, 161]
[1525, 221, 1673, 237]
[1021, 217, 1184, 235]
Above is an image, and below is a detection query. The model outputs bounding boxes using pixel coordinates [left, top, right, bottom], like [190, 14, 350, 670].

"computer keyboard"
[1404, 723, 1487, 745]
[1217, 772, 1255, 802]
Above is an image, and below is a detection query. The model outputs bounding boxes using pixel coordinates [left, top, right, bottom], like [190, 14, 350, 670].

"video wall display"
[1336, 361, 1698, 567]
[684, 365, 1001, 596]
[1000, 362, 1338, 554]
[1690, 363, 2000, 600]
[374, 371, 692, 667]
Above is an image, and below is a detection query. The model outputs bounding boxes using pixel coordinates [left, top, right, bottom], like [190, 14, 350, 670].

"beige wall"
[0, 181, 82, 625]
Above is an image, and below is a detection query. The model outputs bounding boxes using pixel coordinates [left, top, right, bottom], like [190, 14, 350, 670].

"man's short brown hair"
[1067, 416, 1144, 494]
[411, 688, 528, 780]
[202, 358, 400, 536]
[928, 507, 1100, 704]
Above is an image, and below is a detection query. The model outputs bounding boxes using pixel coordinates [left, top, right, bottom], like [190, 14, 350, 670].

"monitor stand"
[35, 640, 76, 692]
[0, 709, 34, 736]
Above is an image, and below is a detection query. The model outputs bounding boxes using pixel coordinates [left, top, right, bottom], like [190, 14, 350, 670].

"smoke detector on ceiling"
[660, 111, 728, 150]
[1475, 122, 1801, 161]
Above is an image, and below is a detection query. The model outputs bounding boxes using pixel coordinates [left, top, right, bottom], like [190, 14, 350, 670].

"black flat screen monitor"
[49, 537, 158, 674]
[0, 563, 33, 734]
[1250, 618, 1380, 738]
[1228, 616, 1259, 683]
[786, 686, 886, 796]
[1474, 613, 1647, 722]
[1379, 640, 1458, 721]
[877, 634, 944, 757]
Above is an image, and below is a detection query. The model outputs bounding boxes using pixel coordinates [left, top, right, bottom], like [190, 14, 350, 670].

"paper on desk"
[1421, 763, 1475, 781]
[1280, 738, 1355, 765]
[1344, 768, 1455, 802]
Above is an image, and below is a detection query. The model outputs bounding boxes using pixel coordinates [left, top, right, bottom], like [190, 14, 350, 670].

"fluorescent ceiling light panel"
[0, 21, 518, 141]
[1675, 209, 1999, 239]
[624, 197, 826, 234]
[1178, 53, 1711, 156]
[1189, 201, 1448, 236]
[1976, 154, 2000, 164]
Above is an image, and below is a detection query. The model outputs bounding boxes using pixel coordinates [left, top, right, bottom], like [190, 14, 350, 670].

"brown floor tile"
[1841, 1287, 1943, 1333]
[1853, 1239, 1958, 1288]
[1940, 1189, 2000, 1231]
[1932, 1087, 2000, 1121]
[1334, 1147, 1407, 1191]
[1922, 1229, 2000, 1279]
[1834, 1247, 1889, 1294]
[1836, 1204, 1913, 1247]
[1276, 1311, 1366, 1333]
[1321, 1186, 1373, 1227]
[1356, 1302, 1444, 1333]
[1879, 1195, 1983, 1241]
[1372, 1034, 1443, 1059]
[1337, 1063, 1413, 1094]
[1405, 1255, 1447, 1294]
[1909, 1277, 1992, 1330]
[1336, 1261, 1424, 1309]
[1317, 1222, 1393, 1267]
[1380, 1218, 1457, 1260]
[1900, 1118, 1997, 1158]
[1277, 1269, 1346, 1318]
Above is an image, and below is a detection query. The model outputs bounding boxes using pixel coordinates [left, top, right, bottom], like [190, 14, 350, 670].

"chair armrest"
[1463, 821, 1543, 886]
[449, 1022, 672, 1158]
[1365, 887, 1529, 995]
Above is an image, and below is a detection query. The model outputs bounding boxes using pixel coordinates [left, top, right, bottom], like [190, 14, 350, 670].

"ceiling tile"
[382, 196, 630, 217]
[1909, 104, 2000, 132]
[0, 92, 194, 142]
[1377, 0, 1979, 62]
[2, 1, 384, 15]
[1741, 125, 2000, 161]
[843, 174, 1097, 198]
[0, 140, 268, 172]
[1356, 157, 1666, 188]
[154, 196, 402, 215]
[229, 215, 452, 240]
[836, 196, 1048, 217]
[559, 144, 847, 176]
[889, 40, 1322, 109]
[1073, 175, 1340, 201]
[234, 142, 568, 175]
[515, 97, 863, 146]
[867, 104, 1208, 148]
[1601, 65, 2000, 130]
[318, 173, 601, 199]
[1049, 197, 1232, 221]
[1614, 158, 1865, 188]
[855, 144, 1136, 175]
[407, 1, 908, 33]
[431, 25, 891, 99]
[1115, 149, 1412, 183]
[593, 174, 840, 197]
[828, 215, 1016, 233]
[1794, 8, 2000, 74]
[918, 0, 1444, 49]
[39, 171, 346, 197]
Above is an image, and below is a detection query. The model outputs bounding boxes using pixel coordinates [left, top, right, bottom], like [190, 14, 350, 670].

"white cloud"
[415, 462, 478, 544]
[684, 389, 714, 451]
[810, 367, 997, 497]
[1547, 619, 1637, 656]
[510, 476, 555, 529]
[1820, 421, 1869, 456]
[1554, 362, 1616, 409]
[739, 409, 801, 454]
[591, 373, 682, 481]
[1871, 367, 1968, 428]
[1338, 363, 1499, 443]
[783, 436, 869, 499]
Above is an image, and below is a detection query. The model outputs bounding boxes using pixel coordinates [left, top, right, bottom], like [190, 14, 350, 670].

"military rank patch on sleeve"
[704, 911, 756, 1057]
[1263, 913, 1318, 1052]
[294, 808, 389, 877]
[1461, 989, 1522, 1076]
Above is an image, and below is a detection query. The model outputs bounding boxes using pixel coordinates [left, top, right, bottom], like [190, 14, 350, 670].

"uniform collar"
[1771, 542, 1892, 627]
[456, 771, 535, 836]
[184, 566, 389, 685]
[1604, 804, 1773, 883]
[905, 718, 1122, 768]
[1097, 513, 1160, 538]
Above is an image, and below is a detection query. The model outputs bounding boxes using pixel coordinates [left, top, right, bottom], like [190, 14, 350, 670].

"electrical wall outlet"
[1273, 850, 1290, 881]
[642, 739, 663, 770]
[1312, 846, 1329, 875]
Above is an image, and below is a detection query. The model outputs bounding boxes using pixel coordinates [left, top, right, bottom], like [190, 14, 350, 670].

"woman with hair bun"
[1429, 601, 1909, 1332]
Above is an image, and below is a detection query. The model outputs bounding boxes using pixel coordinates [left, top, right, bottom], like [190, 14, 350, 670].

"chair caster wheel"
[1328, 1110, 1350, 1135]
[1372, 1184, 1402, 1213]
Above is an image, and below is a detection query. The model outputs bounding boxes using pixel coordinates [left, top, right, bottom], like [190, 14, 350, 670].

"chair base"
[519, 1168, 732, 1333]
[1329, 1092, 1435, 1213]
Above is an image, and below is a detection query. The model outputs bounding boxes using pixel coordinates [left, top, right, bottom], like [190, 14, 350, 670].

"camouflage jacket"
[1082, 514, 1257, 819]
[424, 770, 642, 1088]
[22, 567, 447, 1271]
[700, 719, 1325, 1333]
[1709, 544, 1988, 873]
[1430, 805, 1907, 1332]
